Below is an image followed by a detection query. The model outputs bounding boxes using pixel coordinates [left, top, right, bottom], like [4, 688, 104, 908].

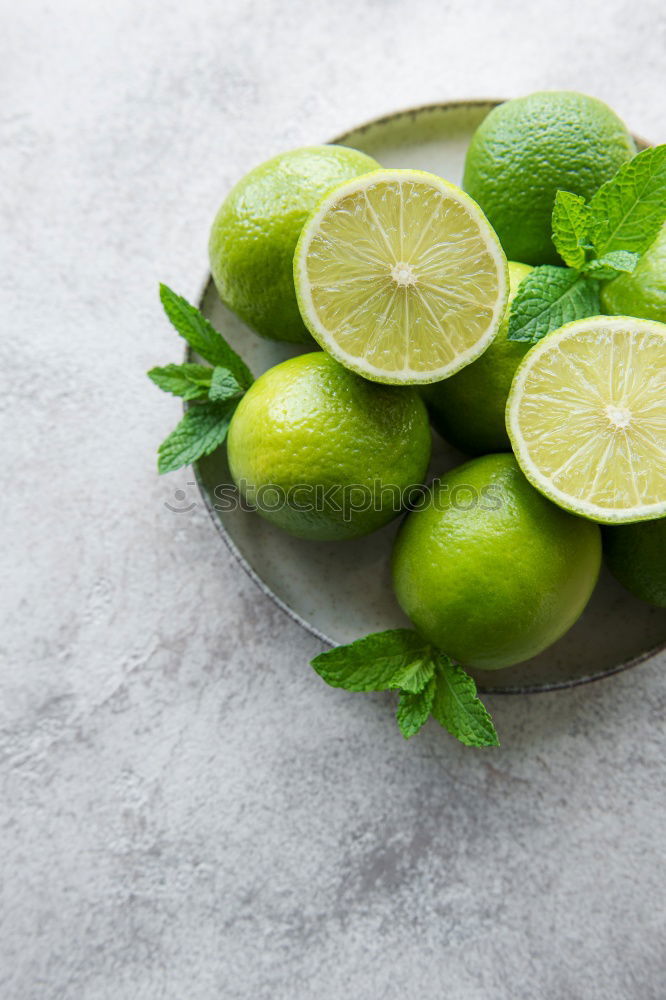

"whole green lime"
[601, 222, 666, 322]
[463, 92, 636, 265]
[392, 454, 601, 669]
[422, 261, 532, 454]
[209, 145, 380, 343]
[227, 352, 431, 540]
[602, 518, 666, 607]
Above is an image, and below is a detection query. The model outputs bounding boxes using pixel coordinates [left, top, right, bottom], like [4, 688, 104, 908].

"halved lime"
[507, 317, 666, 524]
[293, 169, 509, 384]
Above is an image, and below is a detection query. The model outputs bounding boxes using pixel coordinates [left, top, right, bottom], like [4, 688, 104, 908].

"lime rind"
[506, 316, 666, 524]
[208, 145, 380, 344]
[293, 168, 509, 385]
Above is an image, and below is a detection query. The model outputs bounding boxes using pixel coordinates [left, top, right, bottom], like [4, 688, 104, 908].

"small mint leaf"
[159, 285, 253, 387]
[148, 363, 213, 401]
[209, 367, 244, 403]
[583, 250, 640, 281]
[589, 145, 666, 257]
[431, 657, 499, 748]
[507, 265, 600, 343]
[388, 657, 435, 694]
[396, 676, 436, 739]
[311, 629, 431, 692]
[552, 191, 590, 269]
[157, 400, 237, 474]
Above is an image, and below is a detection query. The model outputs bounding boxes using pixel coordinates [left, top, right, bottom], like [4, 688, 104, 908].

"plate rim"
[190, 98, 665, 695]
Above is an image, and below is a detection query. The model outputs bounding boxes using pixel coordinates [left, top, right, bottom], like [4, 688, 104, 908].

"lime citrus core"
[294, 168, 508, 383]
[507, 317, 666, 524]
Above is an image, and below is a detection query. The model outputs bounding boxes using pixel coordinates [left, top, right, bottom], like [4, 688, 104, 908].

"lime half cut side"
[294, 169, 509, 384]
[507, 317, 666, 524]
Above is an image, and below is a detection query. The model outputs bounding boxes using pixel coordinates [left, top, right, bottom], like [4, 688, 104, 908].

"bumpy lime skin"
[392, 454, 602, 670]
[209, 146, 380, 343]
[603, 519, 666, 607]
[463, 92, 636, 265]
[422, 261, 532, 454]
[601, 221, 666, 322]
[227, 353, 432, 541]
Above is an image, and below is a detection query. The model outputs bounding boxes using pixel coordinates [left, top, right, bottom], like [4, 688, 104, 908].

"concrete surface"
[2, 1, 665, 997]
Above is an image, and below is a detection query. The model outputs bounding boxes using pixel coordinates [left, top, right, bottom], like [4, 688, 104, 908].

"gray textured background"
[2, 1, 665, 997]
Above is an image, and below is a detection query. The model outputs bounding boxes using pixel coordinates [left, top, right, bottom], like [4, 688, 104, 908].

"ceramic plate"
[193, 100, 665, 693]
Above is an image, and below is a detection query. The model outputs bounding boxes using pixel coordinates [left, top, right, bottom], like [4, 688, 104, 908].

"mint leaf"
[157, 400, 237, 474]
[583, 250, 640, 281]
[311, 630, 500, 747]
[388, 657, 435, 694]
[552, 191, 590, 269]
[209, 367, 244, 403]
[396, 676, 436, 739]
[508, 265, 600, 343]
[148, 362, 213, 401]
[431, 657, 499, 748]
[311, 629, 431, 692]
[589, 145, 666, 257]
[159, 285, 253, 388]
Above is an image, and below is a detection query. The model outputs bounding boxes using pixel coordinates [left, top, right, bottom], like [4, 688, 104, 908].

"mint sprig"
[397, 677, 436, 739]
[311, 629, 431, 691]
[508, 144, 666, 344]
[388, 655, 436, 694]
[208, 367, 245, 403]
[589, 144, 666, 257]
[149, 286, 254, 474]
[431, 659, 498, 748]
[148, 362, 215, 401]
[148, 361, 246, 404]
[157, 400, 238, 474]
[159, 284, 253, 387]
[311, 630, 499, 747]
[551, 191, 590, 270]
[508, 266, 600, 343]
[583, 250, 640, 281]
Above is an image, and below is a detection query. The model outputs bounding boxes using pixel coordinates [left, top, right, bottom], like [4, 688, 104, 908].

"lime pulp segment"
[294, 169, 509, 384]
[507, 317, 666, 523]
